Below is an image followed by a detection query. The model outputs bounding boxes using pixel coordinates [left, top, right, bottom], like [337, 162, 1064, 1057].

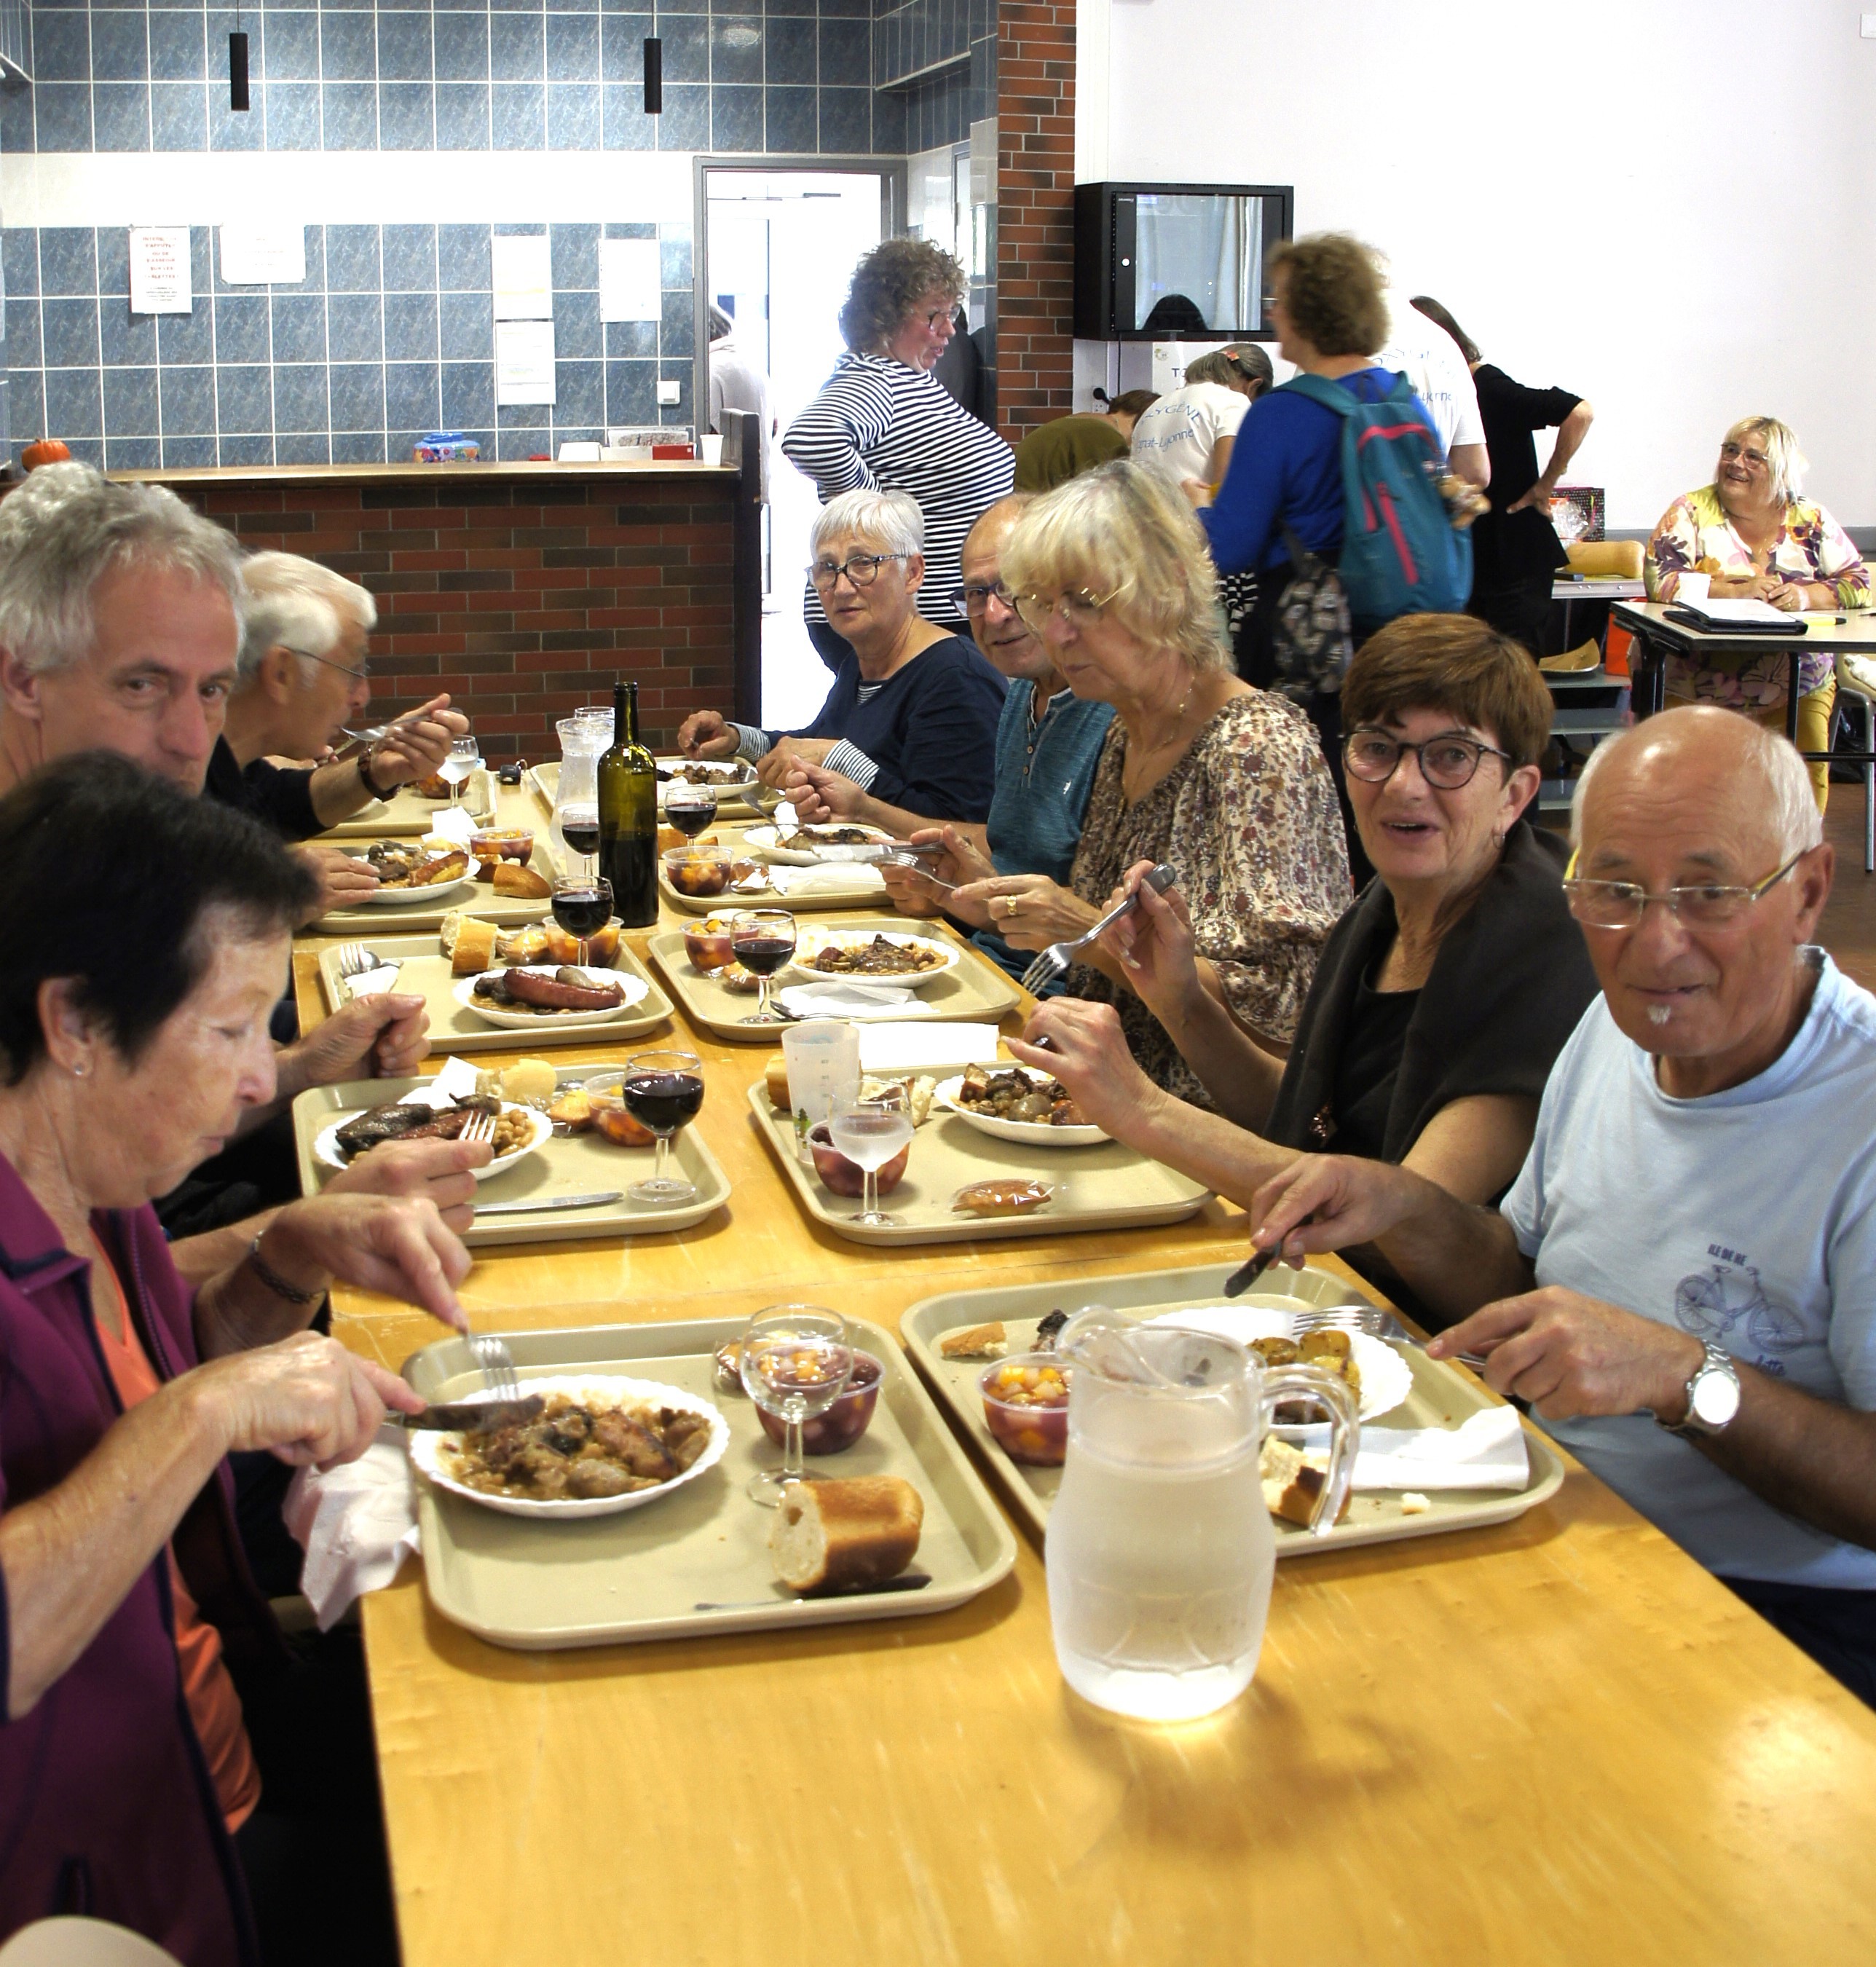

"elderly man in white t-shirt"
[1375, 293, 1489, 489]
[1248, 706, 1876, 1704]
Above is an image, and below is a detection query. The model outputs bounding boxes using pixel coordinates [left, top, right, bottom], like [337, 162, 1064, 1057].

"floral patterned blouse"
[1645, 484, 1869, 703]
[1065, 692, 1352, 1105]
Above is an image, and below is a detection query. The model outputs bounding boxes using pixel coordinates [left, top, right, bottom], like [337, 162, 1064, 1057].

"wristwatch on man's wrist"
[1660, 1341, 1742, 1437]
[357, 749, 395, 801]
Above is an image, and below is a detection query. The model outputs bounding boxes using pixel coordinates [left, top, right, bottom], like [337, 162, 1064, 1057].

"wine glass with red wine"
[550, 873, 612, 967]
[730, 907, 796, 1025]
[665, 784, 717, 840]
[622, 1047, 705, 1204]
[560, 803, 600, 878]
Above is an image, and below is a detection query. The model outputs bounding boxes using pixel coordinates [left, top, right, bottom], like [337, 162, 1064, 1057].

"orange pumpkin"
[21, 440, 71, 470]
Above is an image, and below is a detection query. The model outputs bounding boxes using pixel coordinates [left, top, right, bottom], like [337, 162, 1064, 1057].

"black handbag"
[1272, 525, 1355, 701]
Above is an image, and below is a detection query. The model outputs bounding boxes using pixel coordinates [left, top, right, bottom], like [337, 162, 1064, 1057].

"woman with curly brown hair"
[781, 239, 1014, 669]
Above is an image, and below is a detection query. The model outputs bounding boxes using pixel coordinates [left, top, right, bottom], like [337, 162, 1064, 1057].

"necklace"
[1122, 676, 1199, 800]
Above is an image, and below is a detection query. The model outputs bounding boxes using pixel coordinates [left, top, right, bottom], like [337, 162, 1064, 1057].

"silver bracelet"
[246, 1234, 322, 1306]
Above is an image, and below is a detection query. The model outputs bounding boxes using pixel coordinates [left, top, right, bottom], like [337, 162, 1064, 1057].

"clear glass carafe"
[553, 713, 607, 869]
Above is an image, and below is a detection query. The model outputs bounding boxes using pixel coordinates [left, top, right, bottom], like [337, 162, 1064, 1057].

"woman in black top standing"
[1411, 296, 1594, 655]
[1009, 615, 1599, 1319]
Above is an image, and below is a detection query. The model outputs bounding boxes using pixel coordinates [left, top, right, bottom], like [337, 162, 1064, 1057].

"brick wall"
[129, 462, 759, 757]
[995, 0, 1074, 441]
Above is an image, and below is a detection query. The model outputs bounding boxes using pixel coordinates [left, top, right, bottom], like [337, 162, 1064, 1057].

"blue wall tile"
[157, 307, 214, 364]
[711, 84, 762, 147]
[491, 81, 545, 146]
[378, 11, 435, 82]
[434, 12, 489, 79]
[604, 318, 658, 359]
[151, 82, 210, 148]
[382, 225, 438, 293]
[218, 434, 275, 465]
[546, 83, 600, 148]
[546, 12, 599, 79]
[270, 293, 327, 362]
[162, 433, 218, 467]
[265, 82, 321, 148]
[712, 17, 763, 81]
[105, 435, 163, 468]
[660, 284, 695, 358]
[440, 360, 494, 425]
[320, 10, 376, 79]
[92, 82, 151, 151]
[320, 82, 377, 148]
[766, 17, 814, 82]
[602, 83, 655, 148]
[379, 82, 436, 148]
[658, 82, 709, 147]
[435, 82, 492, 146]
[3, 234, 39, 299]
[149, 9, 206, 78]
[97, 228, 130, 296]
[329, 361, 386, 430]
[385, 290, 439, 360]
[102, 363, 159, 435]
[159, 364, 216, 433]
[556, 358, 604, 425]
[765, 82, 814, 149]
[334, 430, 389, 464]
[214, 295, 269, 363]
[99, 303, 157, 366]
[490, 11, 543, 77]
[326, 225, 382, 293]
[9, 369, 44, 444]
[42, 297, 100, 368]
[32, 12, 92, 81]
[819, 84, 870, 151]
[661, 15, 708, 79]
[91, 9, 150, 78]
[556, 291, 602, 358]
[327, 293, 384, 363]
[273, 363, 329, 433]
[45, 366, 103, 436]
[439, 289, 493, 359]
[34, 85, 95, 151]
[549, 224, 599, 293]
[438, 225, 492, 292]
[207, 91, 265, 151]
[5, 300, 42, 367]
[385, 360, 439, 428]
[216, 363, 273, 430]
[275, 432, 332, 464]
[264, 9, 318, 78]
[600, 15, 649, 80]
[605, 358, 656, 422]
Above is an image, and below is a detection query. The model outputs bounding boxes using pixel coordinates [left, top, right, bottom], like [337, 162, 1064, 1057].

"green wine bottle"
[596, 677, 658, 928]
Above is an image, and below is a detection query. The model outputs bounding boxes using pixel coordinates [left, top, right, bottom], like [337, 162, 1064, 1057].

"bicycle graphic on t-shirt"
[1674, 1261, 1805, 1367]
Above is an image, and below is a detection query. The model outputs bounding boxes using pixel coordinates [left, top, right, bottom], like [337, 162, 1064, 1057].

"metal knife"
[392, 1395, 545, 1432]
[692, 1574, 934, 1612]
[472, 1190, 623, 1216]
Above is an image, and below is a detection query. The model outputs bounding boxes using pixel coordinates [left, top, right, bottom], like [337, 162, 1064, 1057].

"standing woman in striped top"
[782, 239, 1014, 671]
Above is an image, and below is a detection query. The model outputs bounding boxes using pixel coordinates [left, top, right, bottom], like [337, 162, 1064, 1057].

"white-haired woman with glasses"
[676, 489, 1009, 821]
[781, 238, 1013, 671]
[1647, 416, 1870, 809]
[1007, 613, 1599, 1313]
[952, 462, 1352, 1101]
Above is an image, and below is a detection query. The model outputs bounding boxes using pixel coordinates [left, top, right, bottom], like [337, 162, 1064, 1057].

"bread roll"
[501, 1057, 556, 1105]
[449, 917, 500, 976]
[492, 862, 551, 899]
[1258, 1436, 1349, 1529]
[765, 1055, 791, 1110]
[768, 1476, 923, 1594]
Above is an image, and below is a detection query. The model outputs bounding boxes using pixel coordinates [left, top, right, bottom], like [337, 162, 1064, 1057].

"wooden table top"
[306, 783, 1876, 1966]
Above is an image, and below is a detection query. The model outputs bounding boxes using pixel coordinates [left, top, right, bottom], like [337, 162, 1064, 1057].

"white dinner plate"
[656, 757, 758, 808]
[314, 1102, 551, 1182]
[1145, 1304, 1414, 1423]
[785, 928, 961, 990]
[408, 1374, 730, 1519]
[932, 1073, 1108, 1147]
[743, 822, 899, 865]
[354, 869, 478, 906]
[452, 967, 652, 1029]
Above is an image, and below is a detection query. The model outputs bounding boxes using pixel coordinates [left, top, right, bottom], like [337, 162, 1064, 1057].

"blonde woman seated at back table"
[1646, 414, 1869, 809]
[953, 462, 1351, 1105]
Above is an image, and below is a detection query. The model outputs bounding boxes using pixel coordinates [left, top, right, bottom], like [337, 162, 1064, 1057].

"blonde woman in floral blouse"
[952, 463, 1351, 1105]
[1646, 415, 1869, 807]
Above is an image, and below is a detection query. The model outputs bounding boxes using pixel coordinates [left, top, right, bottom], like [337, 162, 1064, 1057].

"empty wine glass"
[730, 907, 796, 1025]
[739, 1305, 854, 1505]
[621, 1046, 704, 1205]
[441, 736, 482, 808]
[829, 1084, 913, 1228]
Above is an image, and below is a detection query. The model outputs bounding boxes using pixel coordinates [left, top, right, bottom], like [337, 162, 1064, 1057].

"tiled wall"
[2, 217, 701, 468]
[874, 0, 990, 154]
[0, 0, 941, 469]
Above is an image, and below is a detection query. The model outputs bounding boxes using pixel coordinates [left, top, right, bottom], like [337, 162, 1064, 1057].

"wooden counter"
[109, 418, 765, 754]
[305, 784, 1876, 1966]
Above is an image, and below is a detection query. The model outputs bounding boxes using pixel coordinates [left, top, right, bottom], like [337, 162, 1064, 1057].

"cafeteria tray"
[315, 935, 674, 1052]
[401, 1315, 1018, 1649]
[527, 757, 765, 820]
[647, 916, 1020, 1044]
[319, 767, 497, 837]
[310, 840, 562, 936]
[746, 1081, 1213, 1246]
[291, 1066, 728, 1244]
[901, 1263, 1566, 1553]
[658, 858, 888, 915]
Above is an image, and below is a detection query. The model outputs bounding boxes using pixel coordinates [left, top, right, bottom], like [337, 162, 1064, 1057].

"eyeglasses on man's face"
[806, 552, 909, 591]
[1562, 848, 1808, 931]
[1343, 728, 1511, 791]
[950, 579, 1018, 617]
[286, 645, 371, 684]
[1010, 583, 1131, 636]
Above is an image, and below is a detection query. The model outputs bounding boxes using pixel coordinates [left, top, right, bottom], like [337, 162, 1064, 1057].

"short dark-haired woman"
[1012, 615, 1599, 1316]
[0, 755, 472, 1965]
[782, 237, 1014, 669]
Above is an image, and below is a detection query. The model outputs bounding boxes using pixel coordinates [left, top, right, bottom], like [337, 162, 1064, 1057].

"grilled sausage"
[502, 966, 626, 1012]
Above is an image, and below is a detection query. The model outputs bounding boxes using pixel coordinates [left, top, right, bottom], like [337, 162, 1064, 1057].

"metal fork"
[1019, 863, 1177, 998]
[331, 942, 379, 981]
[468, 1331, 520, 1400]
[1292, 1303, 1487, 1371]
[457, 1108, 497, 1149]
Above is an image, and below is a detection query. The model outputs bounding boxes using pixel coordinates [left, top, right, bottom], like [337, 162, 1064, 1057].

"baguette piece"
[493, 861, 552, 899]
[449, 916, 500, 976]
[765, 1054, 791, 1110]
[768, 1476, 923, 1594]
[1258, 1436, 1349, 1529]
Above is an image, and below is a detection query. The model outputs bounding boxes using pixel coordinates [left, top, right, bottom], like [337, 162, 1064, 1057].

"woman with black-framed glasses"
[1010, 613, 1600, 1318]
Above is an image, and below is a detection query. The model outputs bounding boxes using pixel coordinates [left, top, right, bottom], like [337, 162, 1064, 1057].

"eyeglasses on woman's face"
[1010, 583, 1131, 637]
[1562, 849, 1807, 932]
[1343, 728, 1511, 791]
[1718, 442, 1770, 470]
[806, 552, 909, 591]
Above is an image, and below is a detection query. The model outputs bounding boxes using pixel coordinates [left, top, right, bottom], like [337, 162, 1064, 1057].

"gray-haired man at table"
[1248, 706, 1876, 1705]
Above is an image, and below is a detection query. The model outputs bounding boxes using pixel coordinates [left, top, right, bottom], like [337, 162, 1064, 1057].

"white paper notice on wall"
[219, 221, 307, 287]
[495, 320, 556, 406]
[128, 227, 192, 315]
[599, 239, 661, 323]
[492, 234, 553, 320]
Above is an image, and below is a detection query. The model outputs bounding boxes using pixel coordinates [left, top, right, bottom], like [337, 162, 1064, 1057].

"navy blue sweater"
[792, 634, 1009, 821]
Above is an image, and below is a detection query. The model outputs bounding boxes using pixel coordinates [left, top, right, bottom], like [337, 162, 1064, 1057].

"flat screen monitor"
[1073, 183, 1294, 342]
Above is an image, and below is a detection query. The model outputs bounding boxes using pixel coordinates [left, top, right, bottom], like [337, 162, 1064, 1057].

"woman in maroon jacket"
[0, 755, 473, 1966]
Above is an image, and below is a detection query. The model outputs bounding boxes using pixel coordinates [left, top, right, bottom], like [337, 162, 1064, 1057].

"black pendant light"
[229, 6, 250, 112]
[643, 34, 661, 116]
